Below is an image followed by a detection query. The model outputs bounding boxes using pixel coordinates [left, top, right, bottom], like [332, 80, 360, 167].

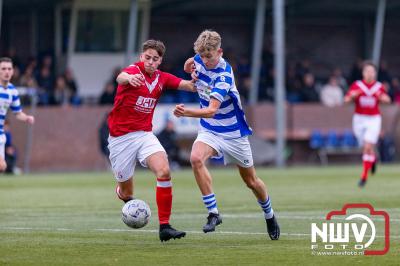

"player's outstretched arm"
[183, 57, 195, 74]
[177, 80, 196, 92]
[15, 112, 35, 125]
[376, 92, 391, 104]
[116, 72, 144, 87]
[173, 98, 221, 118]
[344, 89, 361, 103]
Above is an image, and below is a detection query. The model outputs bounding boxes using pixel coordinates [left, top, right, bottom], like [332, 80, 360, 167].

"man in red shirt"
[344, 61, 391, 187]
[108, 40, 195, 241]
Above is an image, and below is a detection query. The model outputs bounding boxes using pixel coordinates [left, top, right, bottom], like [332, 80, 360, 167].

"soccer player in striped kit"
[344, 61, 391, 187]
[0, 57, 35, 172]
[174, 30, 280, 240]
[108, 40, 195, 241]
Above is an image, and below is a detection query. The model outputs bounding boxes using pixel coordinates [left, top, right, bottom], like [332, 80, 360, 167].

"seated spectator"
[99, 82, 116, 105]
[300, 72, 319, 102]
[63, 68, 81, 105]
[320, 76, 344, 107]
[20, 65, 38, 88]
[54, 75, 74, 106]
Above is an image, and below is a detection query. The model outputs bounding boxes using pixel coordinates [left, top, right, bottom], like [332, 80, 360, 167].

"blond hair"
[194, 30, 221, 54]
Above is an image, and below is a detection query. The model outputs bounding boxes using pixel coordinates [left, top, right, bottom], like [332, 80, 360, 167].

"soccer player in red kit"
[108, 40, 195, 241]
[344, 61, 391, 187]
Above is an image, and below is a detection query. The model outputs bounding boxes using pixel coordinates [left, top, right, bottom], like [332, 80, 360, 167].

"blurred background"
[0, 0, 399, 173]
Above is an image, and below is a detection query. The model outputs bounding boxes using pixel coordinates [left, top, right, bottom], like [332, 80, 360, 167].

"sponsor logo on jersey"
[359, 96, 376, 108]
[135, 96, 157, 113]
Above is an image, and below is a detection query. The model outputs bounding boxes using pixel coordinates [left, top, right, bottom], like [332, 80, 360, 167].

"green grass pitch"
[0, 165, 399, 265]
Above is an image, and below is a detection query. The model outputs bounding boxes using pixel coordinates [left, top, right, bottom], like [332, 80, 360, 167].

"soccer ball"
[121, 199, 151, 229]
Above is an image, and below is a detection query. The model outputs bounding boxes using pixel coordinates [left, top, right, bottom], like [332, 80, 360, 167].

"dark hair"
[142, 40, 166, 57]
[0, 57, 13, 65]
[362, 60, 377, 71]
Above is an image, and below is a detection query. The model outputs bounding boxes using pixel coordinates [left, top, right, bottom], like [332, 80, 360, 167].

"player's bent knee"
[190, 153, 204, 168]
[155, 166, 171, 180]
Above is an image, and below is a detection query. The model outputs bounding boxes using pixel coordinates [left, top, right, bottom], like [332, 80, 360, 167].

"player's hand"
[191, 71, 199, 82]
[128, 74, 144, 87]
[349, 89, 362, 99]
[173, 104, 185, 117]
[184, 57, 195, 74]
[26, 115, 35, 125]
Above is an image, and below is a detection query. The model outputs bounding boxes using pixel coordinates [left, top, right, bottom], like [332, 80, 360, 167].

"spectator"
[11, 66, 21, 86]
[349, 58, 363, 83]
[53, 75, 73, 106]
[300, 72, 319, 102]
[36, 66, 55, 105]
[391, 77, 400, 105]
[332, 67, 348, 92]
[378, 61, 392, 83]
[20, 65, 38, 88]
[98, 113, 110, 158]
[98, 82, 116, 105]
[63, 68, 81, 105]
[320, 76, 344, 107]
[157, 120, 181, 170]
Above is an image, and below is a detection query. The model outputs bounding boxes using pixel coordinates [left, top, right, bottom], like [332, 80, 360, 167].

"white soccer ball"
[121, 199, 151, 229]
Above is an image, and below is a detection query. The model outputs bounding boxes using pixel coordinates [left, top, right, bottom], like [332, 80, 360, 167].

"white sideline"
[0, 227, 398, 239]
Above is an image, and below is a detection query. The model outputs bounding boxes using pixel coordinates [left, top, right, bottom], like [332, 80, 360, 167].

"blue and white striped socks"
[258, 196, 274, 219]
[202, 193, 218, 214]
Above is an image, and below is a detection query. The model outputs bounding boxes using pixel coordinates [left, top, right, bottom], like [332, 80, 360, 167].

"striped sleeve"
[10, 90, 22, 113]
[210, 75, 232, 102]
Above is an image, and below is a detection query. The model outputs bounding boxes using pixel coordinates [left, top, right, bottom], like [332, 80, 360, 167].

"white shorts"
[195, 131, 254, 168]
[352, 114, 381, 146]
[0, 134, 5, 159]
[108, 131, 166, 182]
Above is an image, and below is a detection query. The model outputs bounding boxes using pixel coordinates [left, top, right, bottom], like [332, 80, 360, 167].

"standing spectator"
[157, 120, 181, 170]
[332, 67, 348, 92]
[349, 58, 363, 83]
[378, 61, 392, 83]
[391, 77, 400, 105]
[98, 113, 110, 158]
[320, 76, 344, 107]
[98, 82, 116, 105]
[4, 120, 17, 174]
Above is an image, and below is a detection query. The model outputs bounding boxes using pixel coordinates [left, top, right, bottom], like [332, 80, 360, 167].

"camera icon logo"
[311, 203, 390, 256]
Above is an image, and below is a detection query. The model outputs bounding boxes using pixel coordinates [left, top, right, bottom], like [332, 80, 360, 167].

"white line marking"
[0, 227, 398, 239]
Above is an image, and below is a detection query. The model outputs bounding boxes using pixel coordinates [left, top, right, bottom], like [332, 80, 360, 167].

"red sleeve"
[345, 82, 359, 97]
[122, 65, 140, 75]
[162, 72, 182, 90]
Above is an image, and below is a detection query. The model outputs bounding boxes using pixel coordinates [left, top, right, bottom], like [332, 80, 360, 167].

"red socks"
[361, 154, 375, 180]
[156, 178, 172, 225]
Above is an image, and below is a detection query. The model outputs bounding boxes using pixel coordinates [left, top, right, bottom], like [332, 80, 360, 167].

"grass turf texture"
[0, 165, 399, 265]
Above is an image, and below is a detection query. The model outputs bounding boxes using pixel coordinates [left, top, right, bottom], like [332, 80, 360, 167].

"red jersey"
[108, 62, 182, 137]
[346, 80, 385, 116]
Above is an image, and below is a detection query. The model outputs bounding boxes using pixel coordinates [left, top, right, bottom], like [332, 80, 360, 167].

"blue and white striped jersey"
[0, 83, 22, 135]
[193, 54, 252, 139]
